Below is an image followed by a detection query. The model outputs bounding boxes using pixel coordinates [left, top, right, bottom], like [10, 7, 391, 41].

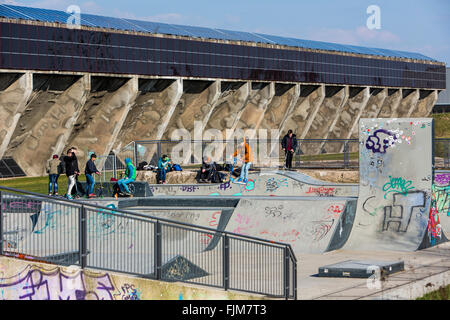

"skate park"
[1, 118, 448, 300]
[0, 3, 448, 301]
[80, 118, 449, 299]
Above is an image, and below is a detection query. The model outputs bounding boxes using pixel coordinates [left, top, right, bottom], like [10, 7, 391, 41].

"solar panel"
[0, 4, 437, 62]
[0, 157, 25, 178]
[81, 13, 139, 31]
[173, 24, 227, 40]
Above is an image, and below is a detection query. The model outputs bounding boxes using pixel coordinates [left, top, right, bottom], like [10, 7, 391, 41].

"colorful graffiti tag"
[0, 265, 117, 300]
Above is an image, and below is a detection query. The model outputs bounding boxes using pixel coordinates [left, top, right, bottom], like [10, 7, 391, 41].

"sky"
[1, 0, 449, 64]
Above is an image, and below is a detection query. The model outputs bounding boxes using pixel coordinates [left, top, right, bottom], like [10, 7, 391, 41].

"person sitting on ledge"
[158, 154, 172, 184]
[118, 158, 136, 195]
[199, 156, 214, 183]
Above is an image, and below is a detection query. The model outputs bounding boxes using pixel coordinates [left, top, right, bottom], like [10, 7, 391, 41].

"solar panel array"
[0, 157, 25, 178]
[0, 4, 437, 62]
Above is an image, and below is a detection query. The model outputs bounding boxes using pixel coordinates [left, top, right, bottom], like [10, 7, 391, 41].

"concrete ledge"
[136, 170, 199, 184]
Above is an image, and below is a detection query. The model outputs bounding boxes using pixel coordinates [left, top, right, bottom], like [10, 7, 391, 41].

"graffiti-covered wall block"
[345, 118, 433, 251]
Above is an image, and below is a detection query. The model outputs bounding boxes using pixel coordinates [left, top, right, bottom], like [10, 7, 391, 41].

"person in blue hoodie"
[158, 154, 172, 184]
[118, 158, 136, 195]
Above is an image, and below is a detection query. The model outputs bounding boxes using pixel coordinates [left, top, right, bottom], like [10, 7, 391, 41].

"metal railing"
[0, 186, 297, 299]
[128, 138, 449, 170]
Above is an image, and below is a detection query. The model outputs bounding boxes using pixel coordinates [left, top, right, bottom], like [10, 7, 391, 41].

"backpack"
[57, 161, 65, 175]
[173, 164, 182, 171]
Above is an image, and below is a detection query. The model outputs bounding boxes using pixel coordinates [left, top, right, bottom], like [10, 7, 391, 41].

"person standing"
[85, 153, 101, 198]
[281, 129, 298, 170]
[63, 147, 79, 200]
[118, 158, 136, 195]
[46, 154, 60, 196]
[233, 138, 253, 184]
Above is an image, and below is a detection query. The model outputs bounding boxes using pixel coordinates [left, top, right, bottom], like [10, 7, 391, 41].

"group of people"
[46, 130, 297, 197]
[46, 147, 136, 199]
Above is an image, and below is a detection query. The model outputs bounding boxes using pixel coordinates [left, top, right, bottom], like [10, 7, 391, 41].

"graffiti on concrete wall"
[305, 186, 336, 197]
[382, 191, 426, 233]
[435, 173, 450, 186]
[347, 118, 433, 251]
[265, 177, 288, 192]
[427, 176, 450, 245]
[113, 283, 142, 300]
[382, 176, 415, 199]
[0, 264, 120, 300]
[365, 128, 397, 154]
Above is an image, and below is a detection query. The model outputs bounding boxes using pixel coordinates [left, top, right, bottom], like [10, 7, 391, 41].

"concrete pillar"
[303, 85, 348, 154]
[377, 89, 402, 118]
[282, 85, 325, 139]
[0, 73, 33, 159]
[259, 84, 300, 158]
[329, 87, 370, 139]
[159, 80, 221, 164]
[114, 79, 183, 148]
[393, 89, 420, 118]
[66, 76, 139, 170]
[204, 82, 251, 136]
[408, 90, 438, 117]
[260, 84, 300, 133]
[235, 82, 275, 134]
[357, 88, 388, 123]
[198, 81, 222, 133]
[162, 80, 221, 140]
[327, 87, 370, 153]
[5, 75, 90, 176]
[347, 88, 388, 152]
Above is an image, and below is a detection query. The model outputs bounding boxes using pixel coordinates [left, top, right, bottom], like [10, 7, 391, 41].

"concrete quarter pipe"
[344, 118, 433, 251]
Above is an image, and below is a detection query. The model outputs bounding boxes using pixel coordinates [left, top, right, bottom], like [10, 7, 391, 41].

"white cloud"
[309, 25, 400, 47]
[111, 9, 185, 24]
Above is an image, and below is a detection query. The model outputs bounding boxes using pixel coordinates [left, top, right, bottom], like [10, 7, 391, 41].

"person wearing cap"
[46, 154, 60, 196]
[158, 154, 172, 184]
[118, 158, 136, 195]
[85, 153, 101, 198]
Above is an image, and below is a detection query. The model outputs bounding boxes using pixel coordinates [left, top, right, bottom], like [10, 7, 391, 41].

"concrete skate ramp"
[344, 118, 434, 252]
[111, 195, 357, 254]
[223, 197, 357, 254]
[147, 170, 358, 197]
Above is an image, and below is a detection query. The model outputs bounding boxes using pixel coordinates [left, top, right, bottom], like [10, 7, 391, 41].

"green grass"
[417, 285, 450, 300]
[296, 152, 359, 161]
[0, 174, 87, 195]
[432, 112, 450, 138]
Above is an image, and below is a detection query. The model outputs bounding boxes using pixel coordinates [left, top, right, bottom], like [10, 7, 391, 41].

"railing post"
[223, 234, 230, 291]
[155, 221, 162, 280]
[284, 247, 290, 300]
[113, 154, 117, 179]
[293, 252, 297, 300]
[79, 205, 87, 268]
[133, 141, 138, 168]
[157, 142, 162, 164]
[447, 140, 450, 169]
[0, 191, 3, 256]
[344, 141, 349, 169]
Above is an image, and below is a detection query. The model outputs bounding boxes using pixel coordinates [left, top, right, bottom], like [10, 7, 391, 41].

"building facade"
[0, 4, 446, 176]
